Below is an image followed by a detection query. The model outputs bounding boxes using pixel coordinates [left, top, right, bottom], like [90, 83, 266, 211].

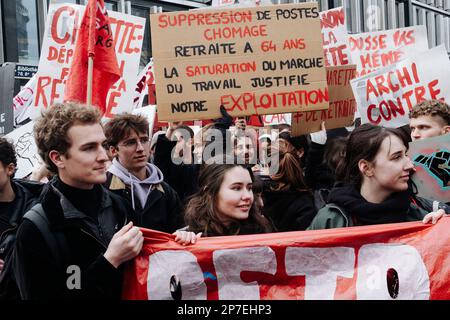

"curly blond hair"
[409, 100, 450, 125]
[34, 102, 102, 173]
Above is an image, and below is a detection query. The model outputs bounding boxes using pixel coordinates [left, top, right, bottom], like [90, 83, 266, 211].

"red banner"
[123, 217, 450, 300]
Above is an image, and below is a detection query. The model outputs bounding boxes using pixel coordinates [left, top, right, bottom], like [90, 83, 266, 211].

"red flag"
[64, 0, 121, 114]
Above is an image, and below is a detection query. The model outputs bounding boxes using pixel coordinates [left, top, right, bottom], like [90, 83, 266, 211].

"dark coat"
[0, 179, 43, 261]
[13, 181, 129, 300]
[263, 188, 317, 232]
[304, 142, 336, 190]
[105, 171, 183, 233]
[0, 179, 43, 300]
[153, 134, 200, 204]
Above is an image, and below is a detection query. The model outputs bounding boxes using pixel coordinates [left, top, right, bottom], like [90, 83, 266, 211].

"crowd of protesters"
[0, 99, 449, 299]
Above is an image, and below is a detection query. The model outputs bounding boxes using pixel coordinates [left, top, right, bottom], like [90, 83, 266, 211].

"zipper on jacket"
[80, 228, 107, 249]
[0, 224, 18, 243]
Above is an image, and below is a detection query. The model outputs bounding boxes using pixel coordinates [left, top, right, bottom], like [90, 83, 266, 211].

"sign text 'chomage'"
[150, 3, 328, 122]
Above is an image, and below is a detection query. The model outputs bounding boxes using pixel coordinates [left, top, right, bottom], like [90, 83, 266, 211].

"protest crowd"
[0, 0, 450, 301]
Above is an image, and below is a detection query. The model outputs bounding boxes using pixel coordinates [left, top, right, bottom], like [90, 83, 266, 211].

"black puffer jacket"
[13, 180, 129, 300]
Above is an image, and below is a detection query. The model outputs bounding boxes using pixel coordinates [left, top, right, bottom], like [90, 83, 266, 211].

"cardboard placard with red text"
[150, 3, 328, 122]
[123, 218, 450, 300]
[292, 65, 356, 136]
[351, 45, 450, 128]
[348, 25, 428, 77]
[320, 7, 351, 67]
[32, 4, 145, 118]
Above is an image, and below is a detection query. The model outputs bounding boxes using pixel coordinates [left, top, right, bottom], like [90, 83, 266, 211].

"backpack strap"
[23, 204, 69, 269]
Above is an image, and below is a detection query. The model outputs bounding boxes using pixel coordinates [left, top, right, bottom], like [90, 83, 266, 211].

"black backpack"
[0, 204, 68, 300]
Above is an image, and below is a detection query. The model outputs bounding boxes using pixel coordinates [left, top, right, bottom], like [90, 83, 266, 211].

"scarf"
[327, 185, 411, 225]
[108, 158, 163, 210]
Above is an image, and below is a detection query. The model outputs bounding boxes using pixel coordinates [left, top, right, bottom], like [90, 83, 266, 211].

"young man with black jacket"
[0, 138, 43, 300]
[13, 103, 143, 300]
[104, 113, 183, 233]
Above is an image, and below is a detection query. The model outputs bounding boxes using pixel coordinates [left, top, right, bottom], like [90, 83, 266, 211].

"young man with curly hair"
[104, 113, 183, 233]
[14, 103, 143, 300]
[409, 100, 450, 141]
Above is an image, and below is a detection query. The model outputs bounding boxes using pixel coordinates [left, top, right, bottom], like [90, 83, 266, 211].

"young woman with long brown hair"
[262, 141, 316, 231]
[182, 157, 273, 237]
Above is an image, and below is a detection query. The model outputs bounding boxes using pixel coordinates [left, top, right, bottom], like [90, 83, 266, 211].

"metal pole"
[87, 56, 93, 105]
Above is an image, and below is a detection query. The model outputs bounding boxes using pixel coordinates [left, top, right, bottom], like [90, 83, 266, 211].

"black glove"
[213, 105, 233, 130]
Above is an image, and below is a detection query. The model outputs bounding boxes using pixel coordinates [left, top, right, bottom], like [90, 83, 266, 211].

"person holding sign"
[308, 124, 448, 230]
[14, 103, 143, 299]
[104, 113, 183, 234]
[409, 100, 450, 141]
[184, 156, 273, 237]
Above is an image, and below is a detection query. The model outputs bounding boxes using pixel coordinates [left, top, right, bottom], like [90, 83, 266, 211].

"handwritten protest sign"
[123, 218, 450, 299]
[409, 135, 450, 203]
[133, 59, 156, 110]
[320, 7, 350, 67]
[348, 25, 428, 77]
[292, 65, 356, 136]
[13, 75, 36, 127]
[261, 113, 291, 126]
[150, 3, 328, 122]
[351, 45, 450, 128]
[32, 3, 145, 118]
[4, 121, 40, 179]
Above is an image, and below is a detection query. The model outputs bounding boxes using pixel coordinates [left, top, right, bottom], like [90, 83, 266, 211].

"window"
[3, 0, 40, 65]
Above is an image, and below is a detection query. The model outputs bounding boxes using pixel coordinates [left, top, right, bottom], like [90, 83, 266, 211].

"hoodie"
[108, 158, 163, 210]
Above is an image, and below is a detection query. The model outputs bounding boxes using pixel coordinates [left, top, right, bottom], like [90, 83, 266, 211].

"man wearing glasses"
[104, 113, 183, 233]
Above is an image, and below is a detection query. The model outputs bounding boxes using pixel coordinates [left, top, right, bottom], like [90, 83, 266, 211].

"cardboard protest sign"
[4, 121, 40, 179]
[150, 3, 328, 122]
[261, 113, 291, 126]
[123, 218, 450, 300]
[348, 26, 428, 77]
[0, 63, 15, 135]
[291, 65, 357, 136]
[320, 7, 351, 67]
[13, 75, 36, 127]
[133, 59, 156, 110]
[32, 3, 145, 118]
[409, 135, 450, 203]
[351, 45, 450, 128]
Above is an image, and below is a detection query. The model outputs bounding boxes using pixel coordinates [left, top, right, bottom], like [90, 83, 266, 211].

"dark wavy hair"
[336, 124, 410, 187]
[184, 157, 273, 236]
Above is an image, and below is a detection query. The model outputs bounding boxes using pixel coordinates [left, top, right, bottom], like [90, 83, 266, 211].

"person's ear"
[442, 125, 450, 135]
[6, 163, 16, 177]
[109, 145, 119, 158]
[358, 159, 374, 177]
[49, 150, 65, 169]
